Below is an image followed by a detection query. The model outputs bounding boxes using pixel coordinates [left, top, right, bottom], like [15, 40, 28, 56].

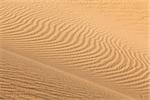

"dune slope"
[0, 0, 150, 100]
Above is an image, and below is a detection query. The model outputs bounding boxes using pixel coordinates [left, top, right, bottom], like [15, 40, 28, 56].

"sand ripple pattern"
[0, 1, 150, 100]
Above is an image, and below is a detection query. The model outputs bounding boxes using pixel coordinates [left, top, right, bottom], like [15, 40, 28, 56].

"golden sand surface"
[0, 0, 150, 100]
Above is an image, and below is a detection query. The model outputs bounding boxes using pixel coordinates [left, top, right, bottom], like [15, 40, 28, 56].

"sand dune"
[0, 0, 150, 100]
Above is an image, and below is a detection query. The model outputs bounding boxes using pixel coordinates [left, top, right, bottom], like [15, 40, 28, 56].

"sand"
[0, 0, 150, 100]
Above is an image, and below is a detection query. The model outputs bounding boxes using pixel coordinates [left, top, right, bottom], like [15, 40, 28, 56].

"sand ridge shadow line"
[0, 47, 136, 100]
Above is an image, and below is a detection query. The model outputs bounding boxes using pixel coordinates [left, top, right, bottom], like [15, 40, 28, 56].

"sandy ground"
[0, 0, 150, 100]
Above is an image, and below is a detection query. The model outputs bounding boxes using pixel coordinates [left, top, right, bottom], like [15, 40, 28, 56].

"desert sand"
[0, 0, 150, 100]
